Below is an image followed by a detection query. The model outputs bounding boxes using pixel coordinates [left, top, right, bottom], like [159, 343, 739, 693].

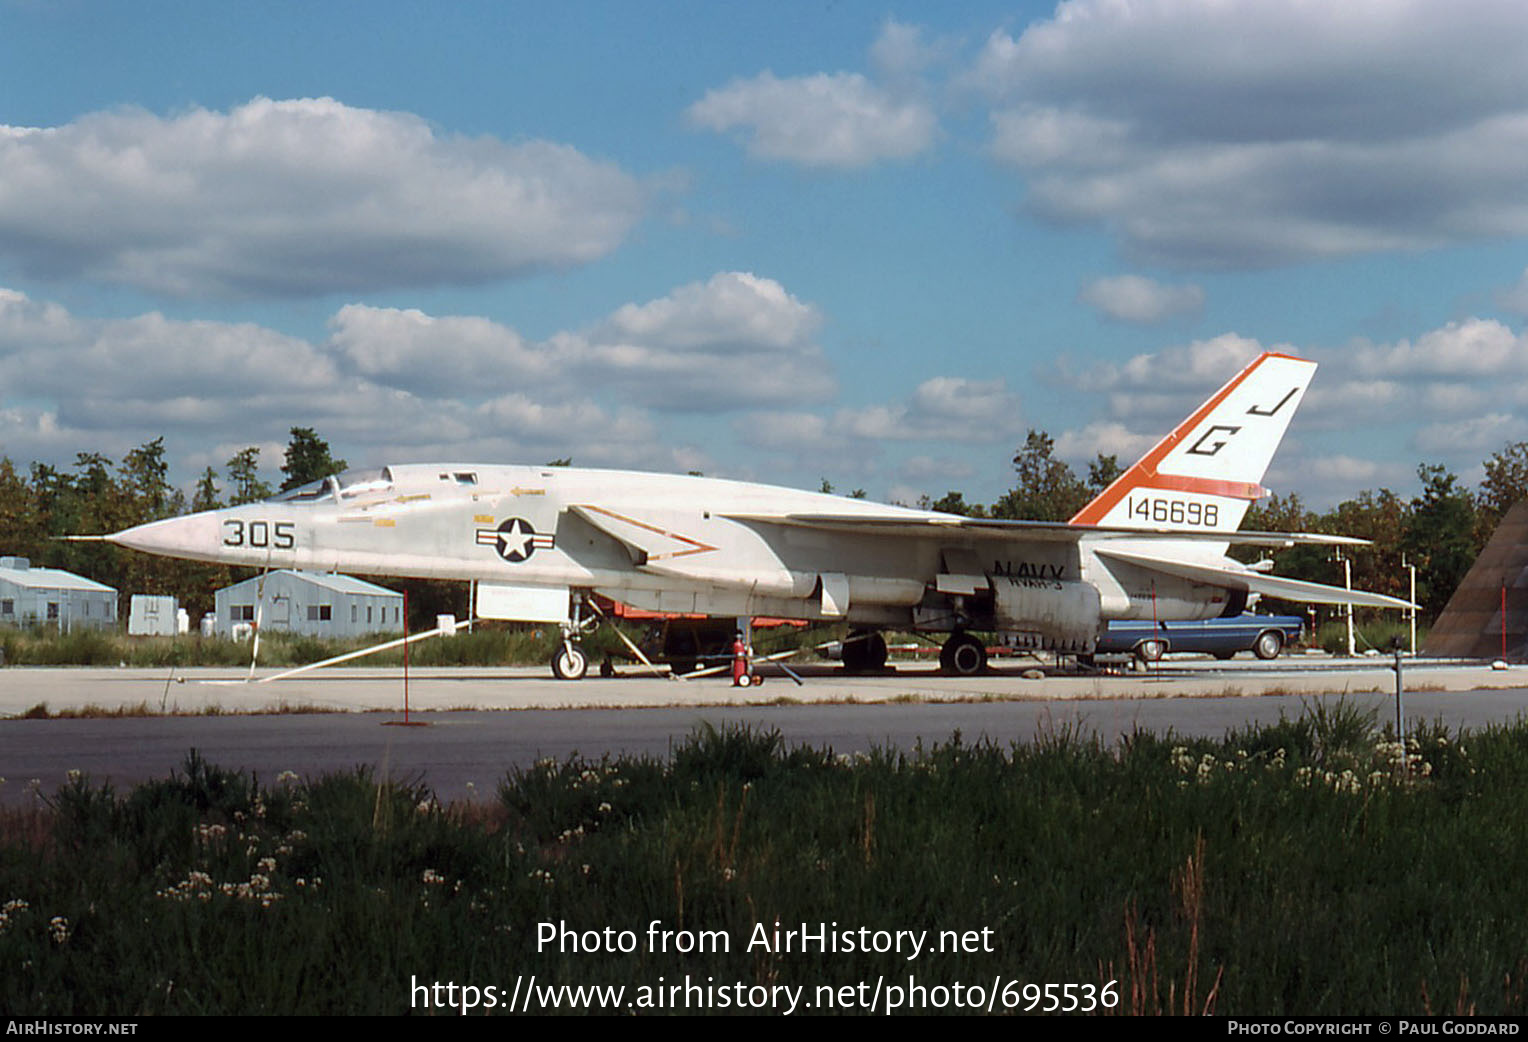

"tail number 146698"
[1127, 497, 1219, 527]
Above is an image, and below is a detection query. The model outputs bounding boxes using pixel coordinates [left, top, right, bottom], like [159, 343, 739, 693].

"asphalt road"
[3, 678, 1527, 805]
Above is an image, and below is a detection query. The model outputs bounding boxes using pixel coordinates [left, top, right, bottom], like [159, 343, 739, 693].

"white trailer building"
[128, 594, 185, 636]
[0, 557, 118, 632]
[214, 570, 403, 638]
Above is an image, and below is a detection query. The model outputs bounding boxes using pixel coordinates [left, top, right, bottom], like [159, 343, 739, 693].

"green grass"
[0, 622, 827, 670]
[2, 707, 1526, 1014]
[0, 625, 584, 669]
[1315, 618, 1426, 656]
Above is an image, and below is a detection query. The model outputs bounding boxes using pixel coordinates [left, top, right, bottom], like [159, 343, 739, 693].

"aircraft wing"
[1093, 547, 1416, 610]
[724, 512, 1370, 548]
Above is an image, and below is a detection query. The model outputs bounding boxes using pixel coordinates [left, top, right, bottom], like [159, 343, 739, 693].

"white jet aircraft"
[108, 351, 1409, 678]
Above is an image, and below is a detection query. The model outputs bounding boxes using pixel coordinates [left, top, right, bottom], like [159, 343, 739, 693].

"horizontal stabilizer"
[727, 512, 1369, 548]
[1095, 547, 1416, 610]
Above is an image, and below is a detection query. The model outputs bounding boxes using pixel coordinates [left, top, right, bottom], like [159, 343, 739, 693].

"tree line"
[0, 429, 349, 620]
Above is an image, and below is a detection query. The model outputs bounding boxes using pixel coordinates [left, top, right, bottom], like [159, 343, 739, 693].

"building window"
[367, 605, 373, 624]
[233, 605, 255, 622]
[2, 599, 13, 615]
[307, 605, 332, 622]
[351, 604, 358, 623]
[47, 602, 59, 620]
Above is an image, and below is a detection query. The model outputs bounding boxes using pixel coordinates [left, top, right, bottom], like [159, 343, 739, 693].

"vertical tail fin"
[1070, 351, 1315, 532]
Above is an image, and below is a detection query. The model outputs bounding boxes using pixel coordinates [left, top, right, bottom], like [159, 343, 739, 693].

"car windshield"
[267, 467, 393, 504]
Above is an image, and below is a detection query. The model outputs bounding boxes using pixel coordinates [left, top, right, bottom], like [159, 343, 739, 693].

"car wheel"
[1137, 639, 1166, 663]
[1254, 630, 1284, 660]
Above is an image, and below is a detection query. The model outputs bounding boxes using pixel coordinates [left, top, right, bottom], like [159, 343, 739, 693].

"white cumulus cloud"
[1079, 274, 1204, 324]
[970, 0, 1528, 268]
[688, 23, 937, 169]
[0, 272, 840, 481]
[330, 272, 833, 411]
[688, 71, 935, 169]
[0, 97, 648, 297]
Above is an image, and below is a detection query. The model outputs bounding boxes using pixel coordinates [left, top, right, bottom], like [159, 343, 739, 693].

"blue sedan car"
[1095, 613, 1304, 663]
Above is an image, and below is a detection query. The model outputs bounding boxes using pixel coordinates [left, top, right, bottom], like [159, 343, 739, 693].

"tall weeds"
[3, 708, 1527, 1014]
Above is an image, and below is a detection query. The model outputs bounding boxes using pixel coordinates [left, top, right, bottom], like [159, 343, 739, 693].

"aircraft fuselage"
[110, 463, 1239, 653]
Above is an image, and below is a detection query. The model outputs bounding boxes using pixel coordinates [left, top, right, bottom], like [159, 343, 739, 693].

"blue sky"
[3, 0, 1528, 509]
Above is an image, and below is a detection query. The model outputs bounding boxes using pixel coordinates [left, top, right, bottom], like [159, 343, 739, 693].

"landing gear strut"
[940, 630, 987, 676]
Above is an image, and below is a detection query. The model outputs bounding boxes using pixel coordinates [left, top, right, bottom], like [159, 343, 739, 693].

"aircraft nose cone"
[108, 513, 221, 560]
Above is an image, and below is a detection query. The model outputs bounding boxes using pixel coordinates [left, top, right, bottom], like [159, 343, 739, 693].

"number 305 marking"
[222, 520, 296, 549]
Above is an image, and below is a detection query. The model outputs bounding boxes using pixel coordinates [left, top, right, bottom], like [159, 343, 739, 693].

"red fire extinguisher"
[731, 633, 749, 687]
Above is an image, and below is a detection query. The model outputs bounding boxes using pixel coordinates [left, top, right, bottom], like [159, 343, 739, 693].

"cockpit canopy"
[267, 467, 394, 504]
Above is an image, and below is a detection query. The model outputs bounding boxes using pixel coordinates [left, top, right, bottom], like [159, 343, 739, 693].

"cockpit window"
[271, 477, 331, 503]
[267, 467, 394, 504]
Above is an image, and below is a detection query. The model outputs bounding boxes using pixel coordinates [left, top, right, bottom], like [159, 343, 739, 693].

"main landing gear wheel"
[551, 643, 588, 680]
[842, 630, 888, 673]
[940, 632, 987, 676]
[1253, 630, 1285, 660]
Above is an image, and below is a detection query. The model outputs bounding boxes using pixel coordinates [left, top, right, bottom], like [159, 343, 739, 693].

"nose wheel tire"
[552, 643, 588, 680]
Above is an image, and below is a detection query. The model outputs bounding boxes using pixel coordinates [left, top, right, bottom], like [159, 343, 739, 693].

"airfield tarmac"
[0, 655, 1523, 804]
[0, 654, 1517, 717]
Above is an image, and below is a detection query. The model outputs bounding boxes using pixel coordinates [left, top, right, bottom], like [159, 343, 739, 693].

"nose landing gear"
[550, 595, 596, 680]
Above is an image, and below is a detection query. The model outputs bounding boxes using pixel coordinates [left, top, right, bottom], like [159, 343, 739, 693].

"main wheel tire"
[844, 630, 888, 672]
[1137, 639, 1166, 663]
[943, 634, 987, 676]
[864, 632, 888, 670]
[1253, 630, 1284, 660]
[551, 644, 588, 680]
[842, 632, 868, 672]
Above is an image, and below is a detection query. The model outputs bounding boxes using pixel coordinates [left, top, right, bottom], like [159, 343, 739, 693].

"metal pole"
[1343, 554, 1355, 656]
[1408, 561, 1416, 654]
[1393, 643, 1406, 775]
[403, 589, 411, 724]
